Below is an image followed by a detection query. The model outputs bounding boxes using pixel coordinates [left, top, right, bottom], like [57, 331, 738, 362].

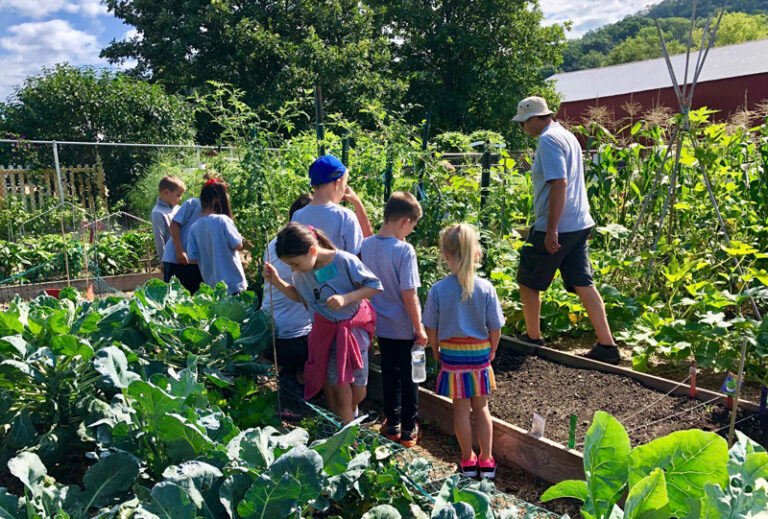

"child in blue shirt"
[361, 191, 426, 447]
[423, 223, 505, 480]
[186, 179, 247, 295]
[291, 154, 372, 253]
[262, 222, 382, 423]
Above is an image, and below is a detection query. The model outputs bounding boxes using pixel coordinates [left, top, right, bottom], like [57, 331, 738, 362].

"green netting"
[278, 381, 562, 519]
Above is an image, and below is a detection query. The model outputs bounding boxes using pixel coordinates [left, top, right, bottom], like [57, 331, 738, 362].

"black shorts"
[163, 262, 204, 295]
[516, 226, 594, 293]
[262, 335, 309, 373]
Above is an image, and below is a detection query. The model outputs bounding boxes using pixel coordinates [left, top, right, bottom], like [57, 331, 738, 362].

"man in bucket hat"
[513, 96, 620, 365]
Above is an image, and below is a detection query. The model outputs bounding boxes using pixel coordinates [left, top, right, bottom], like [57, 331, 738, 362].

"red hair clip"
[204, 178, 227, 187]
[307, 224, 317, 238]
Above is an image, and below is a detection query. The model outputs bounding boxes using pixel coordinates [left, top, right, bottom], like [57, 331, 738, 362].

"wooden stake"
[727, 337, 748, 446]
[265, 233, 282, 417]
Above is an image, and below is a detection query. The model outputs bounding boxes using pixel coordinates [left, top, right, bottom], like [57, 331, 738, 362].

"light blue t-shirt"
[531, 122, 595, 233]
[422, 275, 505, 341]
[161, 198, 203, 263]
[361, 235, 420, 340]
[291, 202, 363, 254]
[292, 250, 382, 322]
[260, 238, 312, 339]
[186, 214, 247, 295]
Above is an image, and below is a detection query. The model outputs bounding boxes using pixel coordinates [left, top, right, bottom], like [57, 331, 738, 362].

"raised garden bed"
[0, 271, 161, 302]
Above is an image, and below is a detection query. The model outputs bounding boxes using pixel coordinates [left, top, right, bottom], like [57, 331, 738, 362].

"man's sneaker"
[355, 409, 379, 425]
[382, 420, 401, 442]
[479, 457, 497, 479]
[582, 344, 621, 365]
[399, 423, 421, 448]
[518, 333, 544, 347]
[460, 454, 478, 478]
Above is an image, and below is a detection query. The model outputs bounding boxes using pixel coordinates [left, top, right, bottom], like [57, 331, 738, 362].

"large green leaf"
[624, 468, 669, 519]
[269, 446, 324, 504]
[629, 430, 728, 517]
[236, 473, 300, 519]
[0, 488, 22, 519]
[139, 481, 196, 519]
[50, 335, 94, 360]
[82, 451, 141, 509]
[162, 460, 223, 514]
[7, 452, 46, 496]
[541, 480, 588, 503]
[93, 346, 139, 389]
[212, 297, 247, 322]
[742, 452, 768, 488]
[125, 380, 183, 425]
[156, 414, 214, 461]
[239, 427, 280, 470]
[583, 411, 631, 518]
[311, 422, 359, 476]
[0, 312, 23, 336]
[0, 336, 28, 357]
[219, 474, 251, 519]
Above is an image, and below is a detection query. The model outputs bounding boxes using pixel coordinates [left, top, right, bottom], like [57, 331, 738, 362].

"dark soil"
[487, 347, 768, 448]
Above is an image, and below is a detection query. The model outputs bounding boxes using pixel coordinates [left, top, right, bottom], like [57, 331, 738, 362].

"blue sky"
[0, 0, 658, 101]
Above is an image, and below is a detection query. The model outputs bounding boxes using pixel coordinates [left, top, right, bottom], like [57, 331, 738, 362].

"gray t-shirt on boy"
[260, 238, 313, 339]
[161, 197, 203, 263]
[531, 121, 595, 233]
[186, 214, 247, 295]
[291, 202, 363, 254]
[292, 250, 382, 323]
[150, 198, 177, 259]
[360, 236, 420, 340]
[422, 275, 505, 341]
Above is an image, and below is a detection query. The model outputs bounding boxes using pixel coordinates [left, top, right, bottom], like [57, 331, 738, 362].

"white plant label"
[531, 413, 546, 438]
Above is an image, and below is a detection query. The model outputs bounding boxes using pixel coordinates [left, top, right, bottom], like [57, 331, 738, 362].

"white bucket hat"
[512, 96, 555, 122]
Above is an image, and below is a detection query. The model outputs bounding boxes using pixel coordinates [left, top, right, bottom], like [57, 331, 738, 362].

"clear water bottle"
[411, 344, 427, 383]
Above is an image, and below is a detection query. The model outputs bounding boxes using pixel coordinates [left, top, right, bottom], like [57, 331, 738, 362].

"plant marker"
[689, 360, 696, 398]
[568, 414, 577, 449]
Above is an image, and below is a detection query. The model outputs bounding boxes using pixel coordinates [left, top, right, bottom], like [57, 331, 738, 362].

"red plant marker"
[689, 361, 697, 399]
[727, 396, 734, 410]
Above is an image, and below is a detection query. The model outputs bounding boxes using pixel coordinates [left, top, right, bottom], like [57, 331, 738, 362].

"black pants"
[262, 335, 309, 374]
[164, 262, 204, 295]
[379, 337, 419, 432]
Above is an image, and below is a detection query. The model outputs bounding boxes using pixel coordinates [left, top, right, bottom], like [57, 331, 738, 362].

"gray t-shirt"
[292, 250, 382, 322]
[361, 236, 421, 340]
[186, 214, 247, 295]
[291, 202, 363, 254]
[260, 238, 313, 339]
[422, 275, 505, 341]
[162, 197, 203, 263]
[150, 198, 177, 259]
[531, 122, 595, 233]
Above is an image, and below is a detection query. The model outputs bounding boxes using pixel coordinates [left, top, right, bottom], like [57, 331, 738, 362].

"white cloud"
[0, 0, 109, 19]
[540, 0, 661, 38]
[0, 19, 107, 100]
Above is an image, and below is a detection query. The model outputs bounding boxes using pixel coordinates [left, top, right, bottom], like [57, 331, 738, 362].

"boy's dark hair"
[200, 181, 232, 218]
[384, 191, 422, 223]
[159, 175, 185, 192]
[276, 222, 335, 258]
[288, 193, 313, 221]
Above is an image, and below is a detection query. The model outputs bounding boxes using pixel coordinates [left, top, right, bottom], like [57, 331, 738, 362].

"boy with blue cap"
[291, 154, 372, 254]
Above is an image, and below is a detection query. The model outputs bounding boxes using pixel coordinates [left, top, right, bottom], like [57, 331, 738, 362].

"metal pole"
[0, 138, 235, 151]
[416, 113, 431, 200]
[53, 141, 72, 287]
[52, 142, 66, 204]
[480, 144, 492, 231]
[314, 86, 325, 157]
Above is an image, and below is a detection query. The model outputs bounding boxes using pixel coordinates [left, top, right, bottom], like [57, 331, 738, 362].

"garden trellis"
[619, 0, 761, 446]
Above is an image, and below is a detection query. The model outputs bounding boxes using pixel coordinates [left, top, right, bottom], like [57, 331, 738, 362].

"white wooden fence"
[0, 163, 107, 211]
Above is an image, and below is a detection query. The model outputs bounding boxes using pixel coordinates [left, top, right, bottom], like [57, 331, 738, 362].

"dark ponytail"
[200, 181, 232, 218]
[276, 222, 335, 258]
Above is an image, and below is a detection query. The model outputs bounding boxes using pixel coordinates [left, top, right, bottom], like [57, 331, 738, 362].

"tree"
[101, 0, 405, 141]
[714, 12, 768, 45]
[0, 64, 196, 202]
[370, 0, 566, 141]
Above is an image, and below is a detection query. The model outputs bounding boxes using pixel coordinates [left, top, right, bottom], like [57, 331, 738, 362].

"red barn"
[549, 38, 768, 124]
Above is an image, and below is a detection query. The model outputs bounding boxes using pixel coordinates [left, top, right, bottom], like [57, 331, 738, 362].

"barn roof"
[549, 38, 768, 103]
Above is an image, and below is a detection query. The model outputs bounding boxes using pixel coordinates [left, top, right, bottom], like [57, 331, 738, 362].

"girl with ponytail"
[263, 222, 382, 423]
[422, 223, 505, 480]
[186, 179, 246, 295]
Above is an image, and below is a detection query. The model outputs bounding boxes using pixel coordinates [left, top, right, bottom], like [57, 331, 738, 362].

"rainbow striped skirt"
[435, 337, 496, 399]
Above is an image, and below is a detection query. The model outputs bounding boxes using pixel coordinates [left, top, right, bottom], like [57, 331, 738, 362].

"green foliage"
[542, 412, 766, 519]
[0, 64, 196, 202]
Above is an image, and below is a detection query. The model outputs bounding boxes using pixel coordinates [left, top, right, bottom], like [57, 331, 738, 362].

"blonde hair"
[440, 223, 482, 301]
[158, 175, 185, 192]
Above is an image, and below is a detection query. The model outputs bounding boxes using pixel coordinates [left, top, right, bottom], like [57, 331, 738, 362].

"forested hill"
[560, 0, 768, 72]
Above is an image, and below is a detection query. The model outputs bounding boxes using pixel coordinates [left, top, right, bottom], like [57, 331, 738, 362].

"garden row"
[0, 280, 543, 518]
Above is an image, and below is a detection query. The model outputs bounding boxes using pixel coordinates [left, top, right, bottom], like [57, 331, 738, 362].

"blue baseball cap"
[309, 155, 347, 185]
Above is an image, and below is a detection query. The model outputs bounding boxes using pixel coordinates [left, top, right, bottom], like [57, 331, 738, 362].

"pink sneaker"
[479, 457, 496, 479]
[460, 454, 478, 478]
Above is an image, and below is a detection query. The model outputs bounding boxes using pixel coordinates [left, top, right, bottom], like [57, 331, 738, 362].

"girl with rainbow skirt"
[423, 224, 505, 479]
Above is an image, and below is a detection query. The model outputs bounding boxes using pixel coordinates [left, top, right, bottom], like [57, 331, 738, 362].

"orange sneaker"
[399, 423, 421, 448]
[382, 420, 401, 442]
